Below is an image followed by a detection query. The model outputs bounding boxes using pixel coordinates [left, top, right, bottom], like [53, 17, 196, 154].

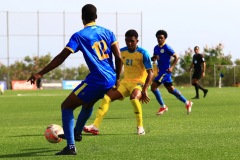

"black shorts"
[192, 71, 202, 80]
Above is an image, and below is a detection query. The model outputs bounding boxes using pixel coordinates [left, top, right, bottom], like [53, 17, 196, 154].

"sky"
[0, 0, 240, 67]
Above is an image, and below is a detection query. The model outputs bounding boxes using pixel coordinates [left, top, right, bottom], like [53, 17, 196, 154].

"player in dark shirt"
[189, 46, 208, 99]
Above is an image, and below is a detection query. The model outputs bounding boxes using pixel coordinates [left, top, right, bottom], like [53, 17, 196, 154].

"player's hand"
[202, 72, 205, 77]
[141, 91, 150, 104]
[151, 55, 159, 61]
[115, 79, 121, 89]
[27, 73, 42, 85]
[166, 67, 173, 73]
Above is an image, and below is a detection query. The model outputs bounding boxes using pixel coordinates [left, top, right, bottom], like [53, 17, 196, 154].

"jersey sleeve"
[166, 44, 175, 56]
[65, 33, 81, 53]
[142, 50, 153, 70]
[200, 54, 205, 62]
[153, 45, 158, 56]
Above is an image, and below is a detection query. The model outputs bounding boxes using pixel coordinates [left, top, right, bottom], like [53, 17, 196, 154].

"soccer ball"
[44, 124, 64, 143]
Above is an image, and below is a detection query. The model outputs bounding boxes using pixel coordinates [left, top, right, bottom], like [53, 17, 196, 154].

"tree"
[234, 59, 240, 65]
[0, 63, 8, 81]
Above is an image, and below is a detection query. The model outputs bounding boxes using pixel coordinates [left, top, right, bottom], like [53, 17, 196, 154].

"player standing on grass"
[151, 30, 193, 115]
[84, 29, 154, 135]
[188, 46, 208, 99]
[27, 4, 122, 155]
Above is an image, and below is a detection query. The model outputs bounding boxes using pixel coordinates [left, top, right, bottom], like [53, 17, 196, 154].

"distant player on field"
[188, 46, 208, 99]
[27, 4, 122, 155]
[151, 30, 193, 115]
[84, 29, 154, 135]
[0, 83, 4, 95]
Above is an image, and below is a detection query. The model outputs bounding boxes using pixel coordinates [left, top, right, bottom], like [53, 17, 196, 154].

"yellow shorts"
[117, 81, 143, 98]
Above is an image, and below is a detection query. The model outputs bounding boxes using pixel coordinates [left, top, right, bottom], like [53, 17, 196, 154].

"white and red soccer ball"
[44, 124, 63, 143]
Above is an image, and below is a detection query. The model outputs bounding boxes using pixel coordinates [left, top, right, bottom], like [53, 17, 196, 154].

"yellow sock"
[130, 99, 143, 127]
[93, 95, 111, 128]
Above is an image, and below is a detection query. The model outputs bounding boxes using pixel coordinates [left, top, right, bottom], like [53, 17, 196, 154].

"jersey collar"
[158, 42, 166, 47]
[84, 22, 96, 28]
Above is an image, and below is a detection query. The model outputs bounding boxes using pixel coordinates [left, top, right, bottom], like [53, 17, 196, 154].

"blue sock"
[62, 109, 75, 145]
[74, 106, 93, 132]
[152, 89, 164, 106]
[171, 89, 187, 103]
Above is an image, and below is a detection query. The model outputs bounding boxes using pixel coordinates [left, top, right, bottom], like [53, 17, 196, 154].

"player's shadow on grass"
[0, 148, 58, 158]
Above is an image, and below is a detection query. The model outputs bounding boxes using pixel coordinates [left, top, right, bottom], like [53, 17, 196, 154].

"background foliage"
[0, 43, 240, 87]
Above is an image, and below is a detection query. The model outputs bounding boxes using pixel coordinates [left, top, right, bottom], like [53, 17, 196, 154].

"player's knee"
[168, 90, 174, 94]
[151, 86, 157, 92]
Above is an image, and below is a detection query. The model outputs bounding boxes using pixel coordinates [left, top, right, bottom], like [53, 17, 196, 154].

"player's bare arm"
[27, 48, 72, 84]
[167, 53, 179, 73]
[141, 69, 154, 104]
[202, 61, 206, 77]
[111, 43, 123, 84]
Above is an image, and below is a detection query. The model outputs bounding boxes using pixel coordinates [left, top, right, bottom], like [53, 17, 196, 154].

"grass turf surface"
[0, 87, 239, 160]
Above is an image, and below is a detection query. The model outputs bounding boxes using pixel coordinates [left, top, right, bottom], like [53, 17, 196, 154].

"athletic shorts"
[117, 81, 143, 98]
[154, 72, 172, 86]
[192, 71, 202, 80]
[72, 81, 112, 103]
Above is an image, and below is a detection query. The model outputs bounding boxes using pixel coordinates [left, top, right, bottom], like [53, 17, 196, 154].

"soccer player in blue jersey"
[188, 46, 208, 99]
[150, 30, 193, 115]
[84, 29, 154, 135]
[27, 4, 122, 155]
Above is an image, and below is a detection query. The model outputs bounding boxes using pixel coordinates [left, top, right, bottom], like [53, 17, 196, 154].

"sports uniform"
[67, 22, 118, 103]
[118, 46, 152, 97]
[192, 53, 205, 80]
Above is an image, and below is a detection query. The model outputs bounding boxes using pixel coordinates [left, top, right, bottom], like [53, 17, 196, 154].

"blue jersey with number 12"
[65, 22, 117, 88]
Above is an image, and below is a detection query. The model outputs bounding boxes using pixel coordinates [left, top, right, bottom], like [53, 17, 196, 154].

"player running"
[151, 30, 193, 115]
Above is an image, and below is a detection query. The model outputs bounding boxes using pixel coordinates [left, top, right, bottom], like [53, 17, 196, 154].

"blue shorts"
[72, 81, 112, 103]
[154, 72, 172, 85]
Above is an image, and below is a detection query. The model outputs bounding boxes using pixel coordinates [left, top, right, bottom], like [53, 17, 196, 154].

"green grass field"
[0, 87, 239, 160]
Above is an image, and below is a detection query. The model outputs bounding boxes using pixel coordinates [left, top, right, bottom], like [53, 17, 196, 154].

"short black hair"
[156, 30, 168, 39]
[194, 46, 199, 50]
[125, 29, 138, 38]
[82, 4, 97, 22]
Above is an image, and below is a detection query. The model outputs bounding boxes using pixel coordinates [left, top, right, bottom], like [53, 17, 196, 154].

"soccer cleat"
[203, 89, 208, 98]
[156, 106, 168, 115]
[83, 124, 99, 135]
[137, 127, 145, 135]
[191, 96, 199, 99]
[55, 146, 77, 155]
[58, 130, 82, 142]
[186, 101, 193, 114]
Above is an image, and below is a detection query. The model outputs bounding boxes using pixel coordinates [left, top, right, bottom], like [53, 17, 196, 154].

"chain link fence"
[0, 11, 142, 68]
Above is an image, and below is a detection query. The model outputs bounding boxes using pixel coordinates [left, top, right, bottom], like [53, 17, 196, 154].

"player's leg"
[74, 106, 94, 139]
[56, 92, 85, 155]
[165, 80, 193, 114]
[57, 82, 111, 155]
[192, 72, 208, 98]
[85, 88, 124, 134]
[151, 74, 168, 114]
[130, 87, 145, 135]
[192, 78, 200, 99]
[59, 105, 93, 141]
[151, 74, 167, 114]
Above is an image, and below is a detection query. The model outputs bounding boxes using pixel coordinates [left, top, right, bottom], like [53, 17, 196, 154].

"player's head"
[82, 4, 97, 24]
[194, 46, 200, 54]
[155, 30, 167, 46]
[125, 29, 139, 52]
